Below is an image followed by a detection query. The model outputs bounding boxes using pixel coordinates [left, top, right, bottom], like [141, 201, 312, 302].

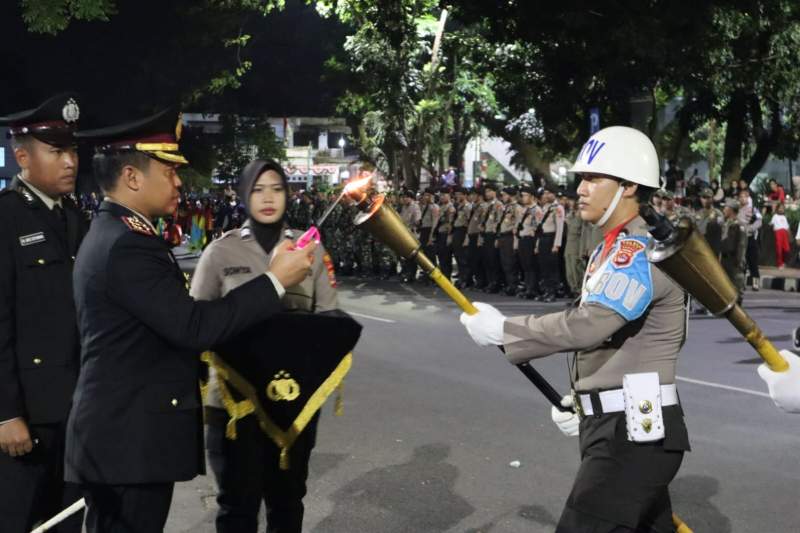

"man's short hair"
[92, 152, 152, 192]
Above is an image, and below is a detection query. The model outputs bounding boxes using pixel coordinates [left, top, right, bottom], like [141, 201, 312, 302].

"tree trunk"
[720, 89, 747, 185]
[740, 98, 781, 183]
[513, 138, 551, 182]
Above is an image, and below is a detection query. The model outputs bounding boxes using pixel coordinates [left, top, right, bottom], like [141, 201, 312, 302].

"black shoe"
[516, 291, 527, 299]
[544, 294, 555, 303]
[484, 284, 500, 294]
[504, 287, 517, 297]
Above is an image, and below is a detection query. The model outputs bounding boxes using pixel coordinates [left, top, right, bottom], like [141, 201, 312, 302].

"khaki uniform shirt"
[453, 201, 471, 229]
[468, 202, 485, 235]
[498, 201, 519, 234]
[517, 204, 539, 237]
[435, 202, 456, 234]
[420, 202, 439, 229]
[539, 202, 565, 247]
[190, 223, 338, 409]
[564, 210, 583, 255]
[503, 216, 686, 391]
[483, 199, 503, 234]
[400, 201, 422, 230]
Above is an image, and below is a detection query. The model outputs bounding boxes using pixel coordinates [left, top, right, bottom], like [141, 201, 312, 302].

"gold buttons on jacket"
[171, 398, 179, 407]
[33, 357, 42, 365]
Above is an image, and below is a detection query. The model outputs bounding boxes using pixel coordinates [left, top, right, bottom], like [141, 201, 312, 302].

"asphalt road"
[164, 274, 800, 533]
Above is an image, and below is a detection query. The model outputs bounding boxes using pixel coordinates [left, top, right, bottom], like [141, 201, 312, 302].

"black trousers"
[517, 236, 539, 295]
[467, 234, 484, 286]
[206, 409, 319, 533]
[419, 228, 436, 272]
[480, 234, 500, 287]
[556, 406, 688, 533]
[746, 236, 760, 279]
[435, 232, 453, 279]
[497, 234, 517, 289]
[537, 232, 559, 294]
[451, 227, 469, 282]
[83, 482, 173, 533]
[0, 422, 83, 533]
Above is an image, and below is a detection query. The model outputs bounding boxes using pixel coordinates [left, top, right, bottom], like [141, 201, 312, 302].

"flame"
[343, 173, 374, 202]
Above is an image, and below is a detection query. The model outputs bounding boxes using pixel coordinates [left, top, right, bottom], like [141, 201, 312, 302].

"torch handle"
[726, 305, 789, 372]
[425, 264, 571, 412]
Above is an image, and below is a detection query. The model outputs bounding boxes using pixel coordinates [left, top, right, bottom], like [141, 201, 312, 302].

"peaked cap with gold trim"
[0, 93, 80, 148]
[76, 108, 188, 165]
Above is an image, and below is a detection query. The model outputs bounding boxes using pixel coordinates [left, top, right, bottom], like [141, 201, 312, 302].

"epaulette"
[121, 215, 155, 236]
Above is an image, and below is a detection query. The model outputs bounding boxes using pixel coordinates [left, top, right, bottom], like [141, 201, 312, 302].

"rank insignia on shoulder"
[323, 253, 337, 288]
[121, 216, 154, 236]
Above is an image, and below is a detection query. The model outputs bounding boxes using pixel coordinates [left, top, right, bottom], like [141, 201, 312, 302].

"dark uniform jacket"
[0, 177, 86, 425]
[65, 201, 283, 484]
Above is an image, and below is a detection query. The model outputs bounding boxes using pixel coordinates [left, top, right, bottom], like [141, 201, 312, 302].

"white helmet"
[568, 126, 660, 188]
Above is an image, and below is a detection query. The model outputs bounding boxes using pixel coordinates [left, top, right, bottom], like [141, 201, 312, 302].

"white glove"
[459, 302, 506, 347]
[757, 349, 800, 413]
[551, 395, 580, 437]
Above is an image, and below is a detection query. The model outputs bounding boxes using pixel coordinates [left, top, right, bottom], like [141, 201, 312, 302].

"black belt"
[498, 231, 513, 236]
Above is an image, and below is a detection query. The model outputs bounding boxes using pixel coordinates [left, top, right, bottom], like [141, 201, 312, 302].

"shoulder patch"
[121, 216, 154, 236]
[322, 253, 337, 288]
[611, 238, 646, 268]
[583, 236, 653, 321]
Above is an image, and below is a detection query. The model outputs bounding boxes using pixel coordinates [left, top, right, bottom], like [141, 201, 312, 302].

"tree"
[314, 1, 498, 189]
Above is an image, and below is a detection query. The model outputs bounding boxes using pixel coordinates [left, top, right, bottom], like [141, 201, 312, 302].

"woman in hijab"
[190, 159, 339, 533]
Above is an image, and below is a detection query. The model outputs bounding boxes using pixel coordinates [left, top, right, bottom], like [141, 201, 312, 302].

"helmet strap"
[595, 182, 626, 227]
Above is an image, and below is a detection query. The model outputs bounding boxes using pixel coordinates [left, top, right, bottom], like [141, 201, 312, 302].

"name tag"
[19, 232, 46, 247]
[223, 266, 252, 276]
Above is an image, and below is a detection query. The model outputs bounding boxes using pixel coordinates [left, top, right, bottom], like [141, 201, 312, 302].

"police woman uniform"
[461, 127, 690, 532]
[191, 159, 338, 533]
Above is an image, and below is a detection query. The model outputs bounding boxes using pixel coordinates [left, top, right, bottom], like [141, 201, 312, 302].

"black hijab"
[238, 159, 290, 254]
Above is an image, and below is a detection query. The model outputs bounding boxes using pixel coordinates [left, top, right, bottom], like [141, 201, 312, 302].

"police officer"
[465, 188, 485, 289]
[191, 159, 339, 533]
[451, 187, 471, 287]
[479, 181, 503, 293]
[692, 188, 725, 314]
[497, 186, 520, 296]
[536, 185, 565, 302]
[516, 184, 539, 299]
[433, 187, 456, 280]
[563, 191, 584, 297]
[418, 187, 439, 279]
[399, 190, 421, 282]
[66, 110, 315, 533]
[737, 188, 762, 291]
[0, 94, 86, 533]
[461, 126, 690, 532]
[721, 199, 747, 305]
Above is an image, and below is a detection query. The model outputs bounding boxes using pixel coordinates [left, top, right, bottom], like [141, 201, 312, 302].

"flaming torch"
[641, 206, 788, 372]
[342, 180, 570, 411]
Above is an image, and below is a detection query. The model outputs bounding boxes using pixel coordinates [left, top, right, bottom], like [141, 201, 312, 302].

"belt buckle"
[571, 390, 585, 419]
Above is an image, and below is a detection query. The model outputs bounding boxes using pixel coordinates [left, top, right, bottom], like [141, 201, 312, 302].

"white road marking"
[347, 311, 396, 323]
[676, 376, 770, 398]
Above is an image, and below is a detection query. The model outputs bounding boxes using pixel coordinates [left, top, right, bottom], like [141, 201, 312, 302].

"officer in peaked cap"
[0, 93, 87, 532]
[66, 109, 316, 532]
